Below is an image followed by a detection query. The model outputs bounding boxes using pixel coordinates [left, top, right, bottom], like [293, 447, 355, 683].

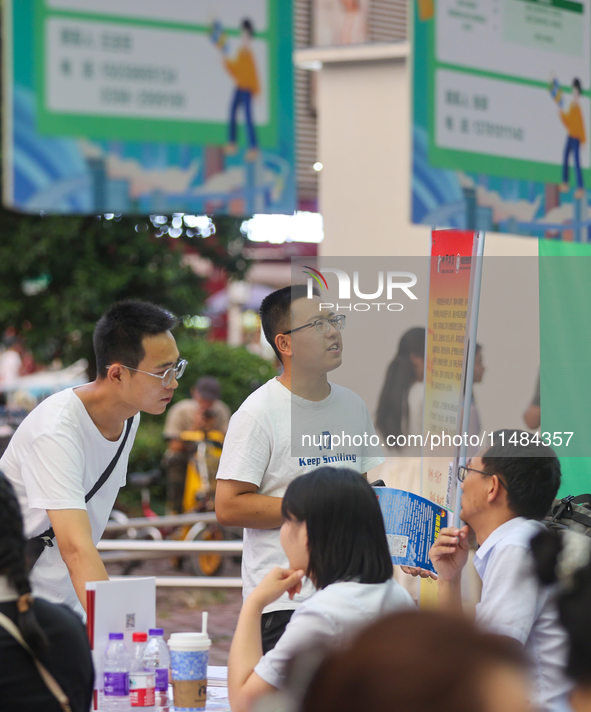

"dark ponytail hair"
[531, 528, 591, 685]
[376, 327, 425, 446]
[0, 473, 49, 656]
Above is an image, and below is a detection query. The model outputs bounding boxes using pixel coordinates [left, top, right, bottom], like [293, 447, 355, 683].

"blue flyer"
[375, 488, 449, 574]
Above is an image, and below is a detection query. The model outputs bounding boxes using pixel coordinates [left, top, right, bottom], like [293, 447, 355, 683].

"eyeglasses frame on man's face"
[282, 314, 347, 336]
[106, 358, 188, 388]
[457, 465, 507, 490]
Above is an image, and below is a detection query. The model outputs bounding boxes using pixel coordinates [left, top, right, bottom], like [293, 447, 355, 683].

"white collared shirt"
[474, 517, 572, 712]
[254, 578, 414, 689]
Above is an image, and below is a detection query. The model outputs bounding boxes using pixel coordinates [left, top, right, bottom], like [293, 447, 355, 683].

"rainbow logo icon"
[303, 265, 328, 290]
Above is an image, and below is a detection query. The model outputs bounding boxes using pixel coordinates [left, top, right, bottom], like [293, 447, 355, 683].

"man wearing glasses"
[1, 300, 186, 618]
[216, 285, 384, 652]
[422, 431, 570, 712]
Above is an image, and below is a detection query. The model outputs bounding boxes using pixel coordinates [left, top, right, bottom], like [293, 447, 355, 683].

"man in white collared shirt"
[428, 430, 571, 712]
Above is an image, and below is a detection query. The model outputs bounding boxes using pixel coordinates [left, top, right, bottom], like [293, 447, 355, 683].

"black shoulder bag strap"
[25, 417, 134, 570]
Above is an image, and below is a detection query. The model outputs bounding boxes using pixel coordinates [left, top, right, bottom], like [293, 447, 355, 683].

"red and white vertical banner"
[420, 228, 485, 604]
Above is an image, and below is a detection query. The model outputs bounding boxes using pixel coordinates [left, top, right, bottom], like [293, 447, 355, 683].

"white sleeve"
[21, 432, 86, 511]
[216, 411, 271, 487]
[476, 545, 539, 645]
[254, 606, 337, 689]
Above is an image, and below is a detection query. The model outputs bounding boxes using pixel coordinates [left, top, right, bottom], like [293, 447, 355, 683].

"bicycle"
[176, 428, 242, 577]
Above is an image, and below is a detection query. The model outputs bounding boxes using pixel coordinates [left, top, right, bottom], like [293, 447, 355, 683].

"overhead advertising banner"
[412, 0, 591, 240]
[2, 0, 295, 215]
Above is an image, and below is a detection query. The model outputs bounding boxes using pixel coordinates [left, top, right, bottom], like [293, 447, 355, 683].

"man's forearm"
[437, 578, 463, 616]
[216, 491, 283, 529]
[62, 545, 109, 611]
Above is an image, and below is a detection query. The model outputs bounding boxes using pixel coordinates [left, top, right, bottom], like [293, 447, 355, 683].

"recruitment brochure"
[375, 488, 449, 574]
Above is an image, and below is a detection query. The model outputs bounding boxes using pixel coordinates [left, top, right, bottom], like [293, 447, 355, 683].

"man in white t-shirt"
[423, 431, 571, 712]
[216, 285, 384, 652]
[0, 301, 186, 618]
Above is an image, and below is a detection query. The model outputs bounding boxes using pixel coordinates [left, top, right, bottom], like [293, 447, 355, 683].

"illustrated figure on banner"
[211, 18, 260, 161]
[550, 76, 587, 199]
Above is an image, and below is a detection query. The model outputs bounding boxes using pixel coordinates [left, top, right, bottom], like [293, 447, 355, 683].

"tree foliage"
[174, 331, 276, 412]
[0, 209, 250, 376]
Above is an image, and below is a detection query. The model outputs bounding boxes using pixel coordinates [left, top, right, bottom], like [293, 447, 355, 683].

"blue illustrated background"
[8, 0, 295, 216]
[411, 2, 591, 243]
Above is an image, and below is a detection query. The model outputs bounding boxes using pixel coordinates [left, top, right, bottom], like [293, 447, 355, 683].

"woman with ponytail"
[374, 328, 426, 600]
[0, 472, 93, 711]
[531, 528, 591, 712]
[376, 327, 426, 454]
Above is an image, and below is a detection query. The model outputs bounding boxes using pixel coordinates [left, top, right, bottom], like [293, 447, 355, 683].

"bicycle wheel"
[186, 524, 225, 576]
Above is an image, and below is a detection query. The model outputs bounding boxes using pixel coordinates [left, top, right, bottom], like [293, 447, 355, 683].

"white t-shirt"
[254, 578, 414, 689]
[474, 517, 572, 712]
[216, 378, 384, 612]
[0, 388, 139, 617]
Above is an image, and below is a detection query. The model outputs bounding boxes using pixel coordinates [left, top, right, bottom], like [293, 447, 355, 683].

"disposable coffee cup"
[169, 613, 211, 711]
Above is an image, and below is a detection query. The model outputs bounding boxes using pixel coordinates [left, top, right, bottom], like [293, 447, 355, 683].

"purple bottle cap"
[149, 628, 164, 636]
[109, 633, 124, 640]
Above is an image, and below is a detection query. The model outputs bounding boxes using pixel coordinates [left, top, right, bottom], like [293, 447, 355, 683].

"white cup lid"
[168, 632, 211, 650]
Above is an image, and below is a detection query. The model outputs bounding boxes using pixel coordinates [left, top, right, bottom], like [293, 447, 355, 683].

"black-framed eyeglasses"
[106, 358, 188, 388]
[283, 315, 346, 335]
[457, 465, 507, 490]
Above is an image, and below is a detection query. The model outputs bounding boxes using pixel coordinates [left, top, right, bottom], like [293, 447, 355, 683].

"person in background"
[299, 610, 531, 712]
[0, 331, 23, 391]
[423, 431, 571, 711]
[376, 326, 425, 460]
[532, 528, 591, 712]
[524, 373, 541, 430]
[0, 473, 93, 712]
[467, 343, 485, 457]
[162, 376, 231, 514]
[374, 327, 425, 495]
[0, 301, 183, 617]
[227, 468, 413, 712]
[163, 376, 230, 438]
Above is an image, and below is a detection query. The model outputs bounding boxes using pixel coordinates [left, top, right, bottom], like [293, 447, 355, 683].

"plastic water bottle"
[104, 633, 131, 712]
[146, 628, 170, 712]
[130, 632, 155, 710]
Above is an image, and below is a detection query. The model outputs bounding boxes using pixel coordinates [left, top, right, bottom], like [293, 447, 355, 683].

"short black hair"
[94, 300, 177, 376]
[281, 467, 393, 589]
[241, 18, 254, 36]
[573, 78, 582, 93]
[480, 429, 561, 520]
[259, 284, 320, 362]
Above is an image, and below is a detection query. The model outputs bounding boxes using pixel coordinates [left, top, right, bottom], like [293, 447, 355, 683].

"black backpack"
[544, 495, 591, 537]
